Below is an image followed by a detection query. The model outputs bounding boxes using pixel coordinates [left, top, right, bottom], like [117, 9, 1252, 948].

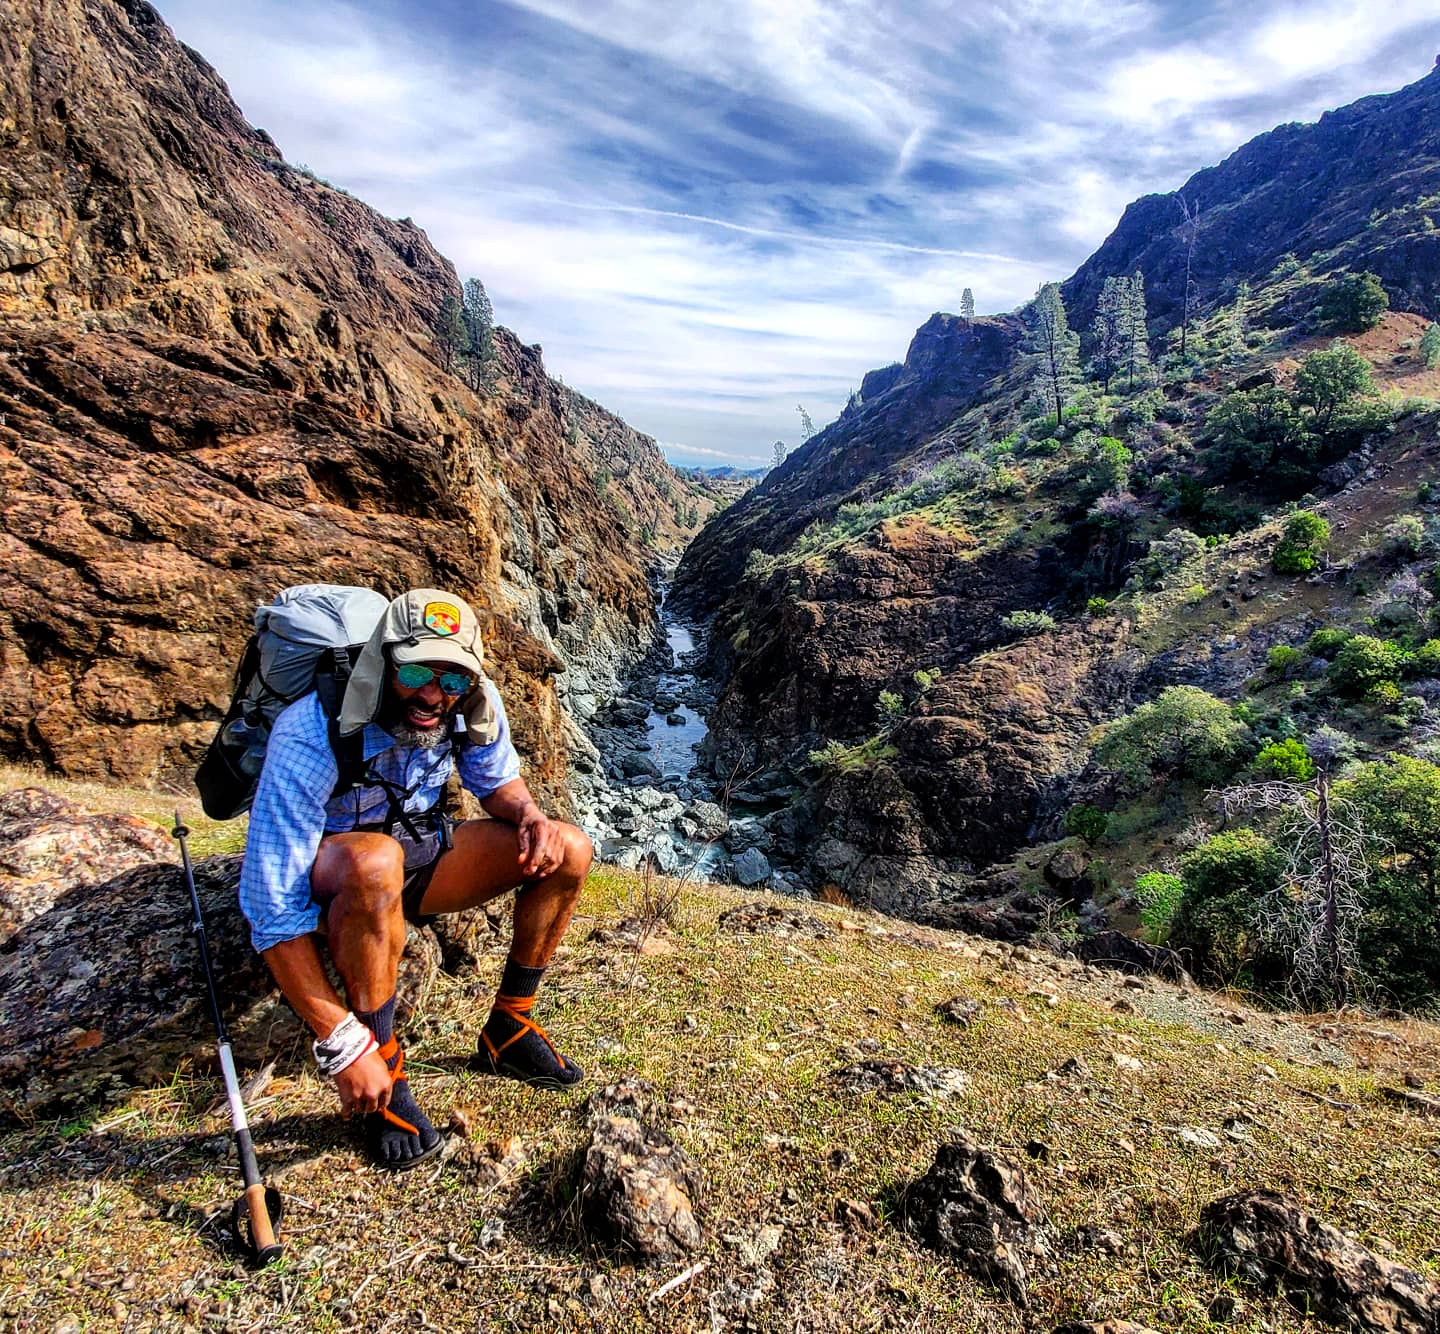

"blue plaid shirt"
[238, 682, 521, 953]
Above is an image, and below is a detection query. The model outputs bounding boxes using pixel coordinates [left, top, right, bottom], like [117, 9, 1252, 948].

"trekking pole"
[172, 812, 283, 1266]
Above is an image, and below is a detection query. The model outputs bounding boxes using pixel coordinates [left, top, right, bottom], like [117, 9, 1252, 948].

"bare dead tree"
[1214, 769, 1371, 1009]
[1177, 195, 1202, 360]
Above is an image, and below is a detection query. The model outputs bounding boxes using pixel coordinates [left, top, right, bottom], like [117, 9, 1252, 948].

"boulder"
[731, 848, 772, 886]
[900, 1136, 1052, 1307]
[620, 753, 661, 780]
[1076, 931, 1191, 985]
[576, 1078, 704, 1262]
[724, 817, 771, 854]
[0, 788, 173, 941]
[831, 1059, 968, 1098]
[682, 801, 729, 841]
[0, 851, 439, 1122]
[1198, 1189, 1440, 1334]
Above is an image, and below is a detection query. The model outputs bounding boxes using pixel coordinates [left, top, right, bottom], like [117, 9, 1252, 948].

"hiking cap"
[339, 588, 501, 745]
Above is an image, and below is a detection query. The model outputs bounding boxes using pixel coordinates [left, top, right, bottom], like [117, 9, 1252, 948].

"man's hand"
[333, 1048, 392, 1116]
[516, 802, 565, 878]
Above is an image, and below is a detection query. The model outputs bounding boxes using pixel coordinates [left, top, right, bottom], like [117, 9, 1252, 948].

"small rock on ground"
[577, 1078, 704, 1263]
[900, 1135, 1052, 1307]
[1198, 1188, 1440, 1334]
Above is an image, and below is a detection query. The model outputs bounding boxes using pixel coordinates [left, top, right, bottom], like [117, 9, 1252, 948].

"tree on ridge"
[1024, 282, 1080, 427]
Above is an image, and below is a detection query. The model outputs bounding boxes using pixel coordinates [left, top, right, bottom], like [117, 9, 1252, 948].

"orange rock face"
[0, 0, 706, 799]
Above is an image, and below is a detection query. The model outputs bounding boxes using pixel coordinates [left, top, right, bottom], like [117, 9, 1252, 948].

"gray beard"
[385, 720, 451, 750]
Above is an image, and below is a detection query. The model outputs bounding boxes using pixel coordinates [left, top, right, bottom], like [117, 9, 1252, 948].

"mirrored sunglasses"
[395, 663, 477, 695]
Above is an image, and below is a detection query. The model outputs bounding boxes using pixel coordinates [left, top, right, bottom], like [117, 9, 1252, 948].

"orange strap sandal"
[364, 1036, 442, 1170]
[475, 992, 584, 1090]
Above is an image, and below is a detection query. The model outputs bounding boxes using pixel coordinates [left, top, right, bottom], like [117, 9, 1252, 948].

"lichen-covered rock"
[1198, 1188, 1440, 1334]
[0, 788, 172, 941]
[831, 1059, 968, 1098]
[900, 1136, 1052, 1307]
[576, 1078, 704, 1262]
[0, 851, 438, 1121]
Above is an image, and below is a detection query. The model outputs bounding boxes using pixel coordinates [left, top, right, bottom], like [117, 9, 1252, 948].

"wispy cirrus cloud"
[158, 0, 1440, 464]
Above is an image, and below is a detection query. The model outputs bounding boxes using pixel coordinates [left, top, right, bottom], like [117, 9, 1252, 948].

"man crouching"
[237, 588, 591, 1169]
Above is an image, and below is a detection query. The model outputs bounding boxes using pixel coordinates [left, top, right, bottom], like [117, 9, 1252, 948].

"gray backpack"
[195, 584, 389, 819]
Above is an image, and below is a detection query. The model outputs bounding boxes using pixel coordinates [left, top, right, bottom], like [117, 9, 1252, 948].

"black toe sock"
[356, 997, 441, 1169]
[476, 959, 584, 1089]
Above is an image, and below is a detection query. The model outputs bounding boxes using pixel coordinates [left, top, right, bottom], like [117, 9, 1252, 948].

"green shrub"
[1133, 871, 1185, 944]
[1382, 514, 1425, 560]
[877, 689, 905, 724]
[1173, 829, 1285, 984]
[1328, 633, 1407, 698]
[1205, 385, 1306, 475]
[1002, 609, 1055, 636]
[1095, 685, 1251, 791]
[1064, 804, 1109, 846]
[1307, 627, 1352, 658]
[1410, 640, 1440, 677]
[1137, 526, 1206, 586]
[1086, 596, 1111, 617]
[1422, 323, 1440, 371]
[1272, 509, 1330, 574]
[1294, 342, 1380, 440]
[1254, 737, 1316, 781]
[1369, 679, 1404, 707]
[1266, 645, 1304, 677]
[1316, 271, 1389, 332]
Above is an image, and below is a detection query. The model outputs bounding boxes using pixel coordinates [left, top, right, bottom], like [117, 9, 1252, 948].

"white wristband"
[312, 1012, 378, 1080]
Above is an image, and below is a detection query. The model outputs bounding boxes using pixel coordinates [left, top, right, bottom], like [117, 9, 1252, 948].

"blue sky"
[159, 0, 1440, 465]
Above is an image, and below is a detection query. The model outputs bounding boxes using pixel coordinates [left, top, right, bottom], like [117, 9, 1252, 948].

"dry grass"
[3, 857, 1438, 1333]
[0, 761, 247, 857]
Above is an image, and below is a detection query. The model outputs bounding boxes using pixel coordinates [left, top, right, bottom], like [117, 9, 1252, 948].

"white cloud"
[154, 0, 1440, 460]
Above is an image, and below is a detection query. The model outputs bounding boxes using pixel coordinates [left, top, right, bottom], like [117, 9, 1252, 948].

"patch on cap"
[423, 601, 462, 636]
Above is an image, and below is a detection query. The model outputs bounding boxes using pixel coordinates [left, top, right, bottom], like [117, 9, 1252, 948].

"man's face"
[380, 660, 475, 747]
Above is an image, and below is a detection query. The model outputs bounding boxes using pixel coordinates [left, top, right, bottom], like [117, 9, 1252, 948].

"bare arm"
[481, 777, 565, 877]
[261, 935, 391, 1114]
[261, 935, 349, 1037]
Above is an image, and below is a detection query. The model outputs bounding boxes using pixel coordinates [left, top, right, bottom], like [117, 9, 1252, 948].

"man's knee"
[313, 834, 406, 913]
[558, 823, 593, 881]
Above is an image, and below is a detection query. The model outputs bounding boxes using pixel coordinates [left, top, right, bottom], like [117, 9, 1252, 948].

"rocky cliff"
[672, 64, 1440, 922]
[0, 0, 710, 800]
[1063, 61, 1440, 334]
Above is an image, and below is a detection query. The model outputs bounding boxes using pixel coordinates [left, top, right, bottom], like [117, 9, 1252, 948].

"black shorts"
[312, 820, 450, 928]
[394, 825, 448, 927]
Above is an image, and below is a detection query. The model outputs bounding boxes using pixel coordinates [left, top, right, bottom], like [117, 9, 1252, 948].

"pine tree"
[796, 405, 815, 440]
[772, 440, 787, 470]
[1024, 283, 1080, 427]
[461, 277, 495, 392]
[1089, 276, 1126, 391]
[1121, 271, 1152, 392]
[435, 291, 465, 373]
[960, 288, 975, 321]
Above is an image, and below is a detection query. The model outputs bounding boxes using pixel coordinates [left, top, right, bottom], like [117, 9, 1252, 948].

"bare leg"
[417, 818, 593, 966]
[311, 832, 406, 1009]
[415, 818, 593, 1088]
[310, 832, 440, 1168]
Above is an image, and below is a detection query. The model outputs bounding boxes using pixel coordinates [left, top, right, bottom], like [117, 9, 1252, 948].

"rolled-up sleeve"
[457, 680, 522, 799]
[237, 696, 340, 954]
